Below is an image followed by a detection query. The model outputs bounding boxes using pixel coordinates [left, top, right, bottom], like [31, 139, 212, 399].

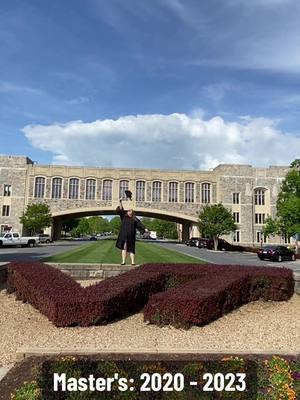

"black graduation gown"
[116, 207, 145, 253]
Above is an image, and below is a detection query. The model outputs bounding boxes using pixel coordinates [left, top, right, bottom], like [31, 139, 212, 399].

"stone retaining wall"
[46, 263, 136, 279]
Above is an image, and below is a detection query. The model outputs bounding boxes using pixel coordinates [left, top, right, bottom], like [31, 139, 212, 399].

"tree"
[109, 216, 121, 235]
[88, 216, 110, 235]
[150, 219, 178, 239]
[198, 204, 236, 250]
[62, 218, 80, 235]
[264, 160, 300, 249]
[20, 203, 52, 235]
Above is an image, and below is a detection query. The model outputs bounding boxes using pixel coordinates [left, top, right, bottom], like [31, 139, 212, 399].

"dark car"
[185, 237, 200, 247]
[89, 236, 98, 241]
[197, 238, 211, 248]
[199, 238, 232, 251]
[257, 245, 296, 262]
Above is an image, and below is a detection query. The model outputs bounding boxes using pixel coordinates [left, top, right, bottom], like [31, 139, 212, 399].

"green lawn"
[44, 240, 205, 264]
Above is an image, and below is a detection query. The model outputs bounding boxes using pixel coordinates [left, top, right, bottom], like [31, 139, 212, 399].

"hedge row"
[7, 262, 294, 328]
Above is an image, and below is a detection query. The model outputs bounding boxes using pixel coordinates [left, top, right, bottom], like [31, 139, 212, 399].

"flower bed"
[6, 355, 300, 400]
[7, 262, 294, 328]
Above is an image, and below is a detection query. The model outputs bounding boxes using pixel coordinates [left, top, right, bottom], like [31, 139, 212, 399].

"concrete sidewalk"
[0, 364, 14, 382]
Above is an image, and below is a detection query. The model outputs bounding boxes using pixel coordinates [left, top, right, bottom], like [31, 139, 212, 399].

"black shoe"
[121, 262, 126, 265]
[131, 263, 135, 266]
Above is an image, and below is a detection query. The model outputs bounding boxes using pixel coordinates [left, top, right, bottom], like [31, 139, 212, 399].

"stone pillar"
[190, 223, 200, 237]
[182, 221, 190, 242]
[52, 218, 63, 240]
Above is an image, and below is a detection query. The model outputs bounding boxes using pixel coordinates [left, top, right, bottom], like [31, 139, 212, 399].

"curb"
[16, 348, 300, 361]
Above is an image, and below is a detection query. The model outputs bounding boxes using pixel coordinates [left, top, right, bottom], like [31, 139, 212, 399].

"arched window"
[34, 177, 45, 198]
[201, 183, 211, 203]
[136, 181, 145, 201]
[119, 180, 129, 200]
[86, 179, 96, 200]
[152, 181, 162, 202]
[69, 178, 79, 199]
[169, 182, 178, 202]
[185, 182, 194, 203]
[102, 180, 112, 200]
[254, 188, 265, 205]
[52, 178, 62, 199]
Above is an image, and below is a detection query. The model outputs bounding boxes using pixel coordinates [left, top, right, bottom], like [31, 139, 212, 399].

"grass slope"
[44, 240, 204, 264]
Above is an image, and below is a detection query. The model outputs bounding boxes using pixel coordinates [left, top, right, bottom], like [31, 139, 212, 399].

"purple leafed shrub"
[7, 262, 294, 328]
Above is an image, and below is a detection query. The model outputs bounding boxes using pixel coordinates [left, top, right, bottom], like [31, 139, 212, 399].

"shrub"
[7, 262, 294, 328]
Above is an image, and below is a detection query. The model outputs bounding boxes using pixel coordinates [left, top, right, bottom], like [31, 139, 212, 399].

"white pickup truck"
[0, 232, 40, 248]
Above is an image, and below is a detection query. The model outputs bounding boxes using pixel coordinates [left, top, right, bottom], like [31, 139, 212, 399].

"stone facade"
[0, 155, 291, 244]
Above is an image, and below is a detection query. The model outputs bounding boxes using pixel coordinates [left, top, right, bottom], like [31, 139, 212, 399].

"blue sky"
[1, 0, 300, 169]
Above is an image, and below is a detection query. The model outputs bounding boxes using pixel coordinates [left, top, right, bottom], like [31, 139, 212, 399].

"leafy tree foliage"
[140, 218, 178, 239]
[109, 216, 121, 235]
[198, 204, 236, 250]
[264, 160, 300, 242]
[70, 216, 111, 237]
[62, 218, 80, 234]
[20, 203, 52, 235]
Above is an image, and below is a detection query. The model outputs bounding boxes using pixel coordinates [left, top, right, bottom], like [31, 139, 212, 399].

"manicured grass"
[44, 240, 205, 264]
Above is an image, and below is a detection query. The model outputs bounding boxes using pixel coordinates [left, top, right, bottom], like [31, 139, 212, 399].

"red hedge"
[7, 262, 294, 328]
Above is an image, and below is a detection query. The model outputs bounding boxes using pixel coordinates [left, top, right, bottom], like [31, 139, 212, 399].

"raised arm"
[116, 198, 126, 217]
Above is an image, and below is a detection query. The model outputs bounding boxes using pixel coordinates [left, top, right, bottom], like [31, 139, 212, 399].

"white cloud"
[22, 113, 300, 170]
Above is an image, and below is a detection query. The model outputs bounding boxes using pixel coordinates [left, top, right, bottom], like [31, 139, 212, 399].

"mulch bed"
[1, 353, 300, 400]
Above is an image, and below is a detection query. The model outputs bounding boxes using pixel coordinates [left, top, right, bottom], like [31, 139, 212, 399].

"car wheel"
[278, 255, 282, 262]
[28, 241, 34, 248]
[46, 239, 50, 244]
[291, 254, 296, 261]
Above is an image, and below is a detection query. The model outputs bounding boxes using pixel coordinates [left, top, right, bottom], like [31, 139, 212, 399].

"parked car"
[197, 238, 242, 251]
[38, 234, 52, 244]
[89, 236, 98, 241]
[0, 232, 39, 247]
[257, 245, 296, 262]
[185, 237, 200, 247]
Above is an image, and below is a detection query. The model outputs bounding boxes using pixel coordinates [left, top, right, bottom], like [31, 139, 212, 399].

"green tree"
[20, 203, 52, 235]
[70, 218, 89, 237]
[140, 217, 154, 230]
[151, 219, 178, 239]
[264, 160, 300, 249]
[109, 216, 121, 235]
[198, 204, 236, 250]
[88, 216, 110, 234]
[62, 218, 80, 235]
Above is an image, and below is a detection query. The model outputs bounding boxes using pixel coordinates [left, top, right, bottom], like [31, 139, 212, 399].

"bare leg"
[129, 252, 135, 265]
[121, 242, 127, 264]
[121, 250, 127, 264]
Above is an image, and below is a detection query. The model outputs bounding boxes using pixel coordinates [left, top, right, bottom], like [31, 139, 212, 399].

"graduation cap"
[125, 190, 133, 200]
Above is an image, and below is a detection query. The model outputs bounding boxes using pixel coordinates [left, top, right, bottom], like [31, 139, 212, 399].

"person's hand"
[145, 229, 149, 233]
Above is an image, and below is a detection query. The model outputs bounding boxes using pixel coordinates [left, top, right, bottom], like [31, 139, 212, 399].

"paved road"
[154, 242, 300, 272]
[0, 240, 86, 262]
[1, 240, 299, 273]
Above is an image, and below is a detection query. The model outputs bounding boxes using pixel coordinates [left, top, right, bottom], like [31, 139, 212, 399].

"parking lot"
[0, 240, 85, 262]
[155, 242, 300, 272]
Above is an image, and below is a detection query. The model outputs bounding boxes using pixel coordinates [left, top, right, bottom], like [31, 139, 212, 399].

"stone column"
[182, 221, 190, 242]
[190, 223, 200, 237]
[52, 218, 63, 240]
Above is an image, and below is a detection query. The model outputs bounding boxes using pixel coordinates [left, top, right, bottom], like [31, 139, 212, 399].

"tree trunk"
[213, 237, 218, 251]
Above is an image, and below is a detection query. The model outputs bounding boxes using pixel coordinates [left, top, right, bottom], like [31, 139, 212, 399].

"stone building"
[0, 154, 292, 245]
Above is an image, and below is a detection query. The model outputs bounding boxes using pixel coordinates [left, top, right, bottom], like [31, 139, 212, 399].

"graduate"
[116, 191, 148, 265]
